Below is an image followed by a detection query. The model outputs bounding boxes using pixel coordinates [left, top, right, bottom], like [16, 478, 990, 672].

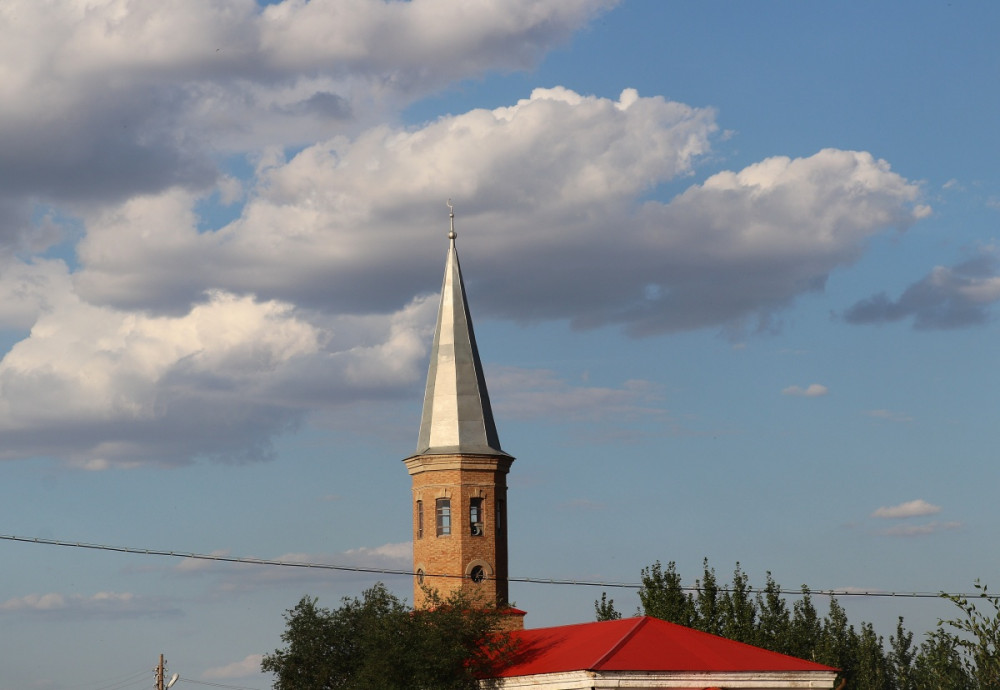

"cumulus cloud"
[0, 0, 612, 249]
[782, 384, 828, 397]
[0, 591, 179, 619]
[0, 0, 932, 468]
[73, 87, 719, 314]
[872, 499, 941, 519]
[203, 654, 263, 680]
[844, 248, 1000, 329]
[0, 83, 929, 466]
[72, 92, 925, 337]
[0, 272, 435, 466]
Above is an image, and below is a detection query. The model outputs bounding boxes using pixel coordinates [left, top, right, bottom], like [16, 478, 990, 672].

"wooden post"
[156, 653, 165, 690]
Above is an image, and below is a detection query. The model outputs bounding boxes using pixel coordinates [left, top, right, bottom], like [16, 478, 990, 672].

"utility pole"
[154, 654, 178, 690]
[155, 653, 165, 690]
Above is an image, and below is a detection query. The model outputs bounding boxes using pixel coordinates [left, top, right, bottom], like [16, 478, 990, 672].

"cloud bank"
[0, 1, 937, 468]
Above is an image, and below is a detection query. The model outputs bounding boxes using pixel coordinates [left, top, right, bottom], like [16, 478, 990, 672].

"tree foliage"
[262, 583, 517, 690]
[601, 559, 1000, 689]
[594, 592, 622, 621]
[940, 579, 1000, 688]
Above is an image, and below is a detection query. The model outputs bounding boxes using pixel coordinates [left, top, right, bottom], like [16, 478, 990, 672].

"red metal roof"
[498, 616, 836, 677]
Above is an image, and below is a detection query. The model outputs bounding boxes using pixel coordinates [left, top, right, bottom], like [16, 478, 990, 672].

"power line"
[0, 532, 977, 600]
[176, 678, 265, 690]
[83, 668, 151, 690]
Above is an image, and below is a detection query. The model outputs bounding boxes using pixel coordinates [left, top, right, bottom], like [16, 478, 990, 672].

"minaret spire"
[414, 202, 508, 457]
[404, 203, 516, 616]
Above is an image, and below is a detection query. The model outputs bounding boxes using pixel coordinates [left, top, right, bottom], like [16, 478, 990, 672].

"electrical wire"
[175, 678, 265, 690]
[83, 668, 151, 690]
[0, 532, 979, 600]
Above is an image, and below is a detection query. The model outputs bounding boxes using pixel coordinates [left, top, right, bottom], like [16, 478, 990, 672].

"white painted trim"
[494, 669, 838, 689]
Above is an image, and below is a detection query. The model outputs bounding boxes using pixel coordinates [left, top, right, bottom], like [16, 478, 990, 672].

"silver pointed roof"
[414, 208, 509, 457]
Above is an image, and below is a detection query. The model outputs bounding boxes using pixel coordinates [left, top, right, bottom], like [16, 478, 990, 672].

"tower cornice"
[403, 452, 515, 476]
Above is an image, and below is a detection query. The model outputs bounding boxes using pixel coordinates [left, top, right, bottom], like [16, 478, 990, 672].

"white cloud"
[203, 654, 263, 680]
[872, 499, 941, 519]
[0, 257, 74, 330]
[0, 591, 178, 619]
[0, 4, 931, 468]
[0, 85, 927, 465]
[0, 276, 435, 466]
[781, 384, 829, 397]
[0, 0, 612, 228]
[73, 87, 719, 314]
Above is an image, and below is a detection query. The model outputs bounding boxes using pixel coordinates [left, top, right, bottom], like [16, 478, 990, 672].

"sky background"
[0, 1, 998, 688]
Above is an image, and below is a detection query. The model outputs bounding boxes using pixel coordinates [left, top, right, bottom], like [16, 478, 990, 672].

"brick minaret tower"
[404, 204, 515, 612]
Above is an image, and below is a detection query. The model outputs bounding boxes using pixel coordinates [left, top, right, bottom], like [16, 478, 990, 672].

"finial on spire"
[446, 199, 456, 241]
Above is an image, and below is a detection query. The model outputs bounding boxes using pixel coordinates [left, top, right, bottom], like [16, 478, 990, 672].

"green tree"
[695, 558, 723, 636]
[854, 622, 892, 690]
[912, 628, 971, 689]
[262, 583, 516, 690]
[788, 586, 822, 662]
[940, 579, 1000, 688]
[629, 559, 1000, 688]
[755, 572, 791, 654]
[888, 617, 916, 690]
[638, 560, 696, 627]
[720, 562, 756, 645]
[815, 596, 859, 688]
[594, 592, 622, 621]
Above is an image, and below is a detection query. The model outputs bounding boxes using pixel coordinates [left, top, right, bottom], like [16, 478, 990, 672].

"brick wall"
[404, 454, 513, 609]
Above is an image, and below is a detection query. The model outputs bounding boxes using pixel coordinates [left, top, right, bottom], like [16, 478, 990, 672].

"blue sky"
[0, 1, 997, 688]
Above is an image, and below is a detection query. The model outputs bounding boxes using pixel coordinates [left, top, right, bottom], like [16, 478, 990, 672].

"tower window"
[470, 565, 486, 583]
[469, 498, 484, 536]
[436, 498, 451, 536]
[495, 499, 505, 533]
[416, 500, 423, 539]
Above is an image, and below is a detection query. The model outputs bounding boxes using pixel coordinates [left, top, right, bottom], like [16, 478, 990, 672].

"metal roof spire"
[414, 202, 508, 457]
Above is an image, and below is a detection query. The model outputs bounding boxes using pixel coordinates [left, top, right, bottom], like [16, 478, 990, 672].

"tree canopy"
[262, 583, 517, 690]
[597, 558, 999, 689]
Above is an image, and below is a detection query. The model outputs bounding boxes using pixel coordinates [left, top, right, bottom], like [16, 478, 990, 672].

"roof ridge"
[590, 617, 649, 671]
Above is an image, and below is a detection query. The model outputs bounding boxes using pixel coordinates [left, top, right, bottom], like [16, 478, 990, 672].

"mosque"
[401, 209, 837, 689]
